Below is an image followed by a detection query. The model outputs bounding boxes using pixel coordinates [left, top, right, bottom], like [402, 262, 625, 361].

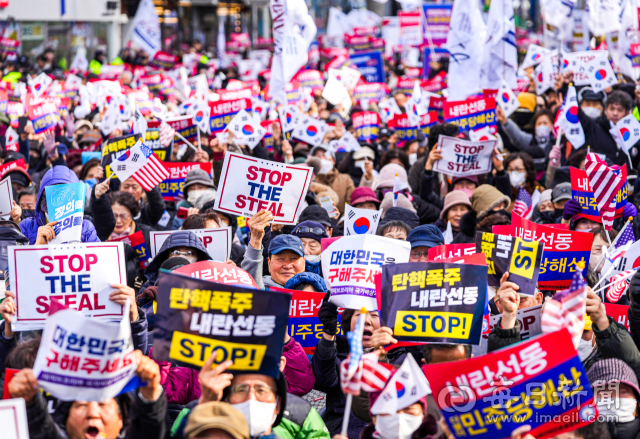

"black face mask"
[554, 207, 565, 220]
[608, 418, 640, 439]
[29, 155, 39, 169]
[21, 209, 35, 219]
[536, 210, 556, 224]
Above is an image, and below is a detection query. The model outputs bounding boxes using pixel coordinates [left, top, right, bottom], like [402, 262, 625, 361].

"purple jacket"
[283, 337, 315, 396]
[150, 347, 201, 405]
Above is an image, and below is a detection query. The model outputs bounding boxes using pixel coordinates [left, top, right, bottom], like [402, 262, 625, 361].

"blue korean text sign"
[570, 166, 627, 221]
[349, 51, 385, 83]
[423, 329, 596, 439]
[45, 182, 86, 243]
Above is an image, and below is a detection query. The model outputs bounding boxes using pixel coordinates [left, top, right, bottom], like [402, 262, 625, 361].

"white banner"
[149, 227, 233, 261]
[345, 204, 382, 236]
[0, 398, 28, 439]
[8, 243, 127, 331]
[214, 153, 313, 225]
[32, 303, 137, 402]
[322, 235, 411, 311]
[433, 135, 496, 177]
[130, 0, 161, 57]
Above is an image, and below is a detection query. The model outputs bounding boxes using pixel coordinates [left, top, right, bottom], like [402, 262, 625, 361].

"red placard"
[427, 243, 476, 261]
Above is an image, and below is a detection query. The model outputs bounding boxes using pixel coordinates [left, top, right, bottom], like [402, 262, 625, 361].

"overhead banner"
[428, 243, 476, 261]
[433, 135, 496, 177]
[46, 182, 86, 244]
[511, 214, 592, 291]
[32, 305, 137, 402]
[8, 243, 128, 331]
[424, 329, 596, 439]
[348, 51, 385, 83]
[475, 231, 543, 296]
[149, 228, 233, 261]
[159, 162, 213, 202]
[321, 235, 411, 311]
[381, 262, 488, 345]
[443, 97, 496, 134]
[153, 271, 290, 378]
[214, 153, 313, 225]
[209, 98, 252, 134]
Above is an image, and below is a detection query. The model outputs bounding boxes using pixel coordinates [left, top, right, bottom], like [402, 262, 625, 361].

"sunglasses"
[294, 226, 325, 235]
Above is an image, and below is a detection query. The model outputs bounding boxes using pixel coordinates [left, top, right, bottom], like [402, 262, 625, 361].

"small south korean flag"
[251, 97, 268, 122]
[29, 72, 53, 98]
[4, 126, 19, 152]
[497, 79, 520, 118]
[615, 115, 640, 151]
[111, 94, 133, 123]
[379, 98, 402, 124]
[330, 131, 362, 153]
[100, 104, 120, 136]
[345, 204, 382, 236]
[187, 99, 211, 134]
[520, 44, 551, 70]
[370, 355, 431, 415]
[301, 87, 314, 113]
[292, 117, 328, 146]
[278, 105, 305, 133]
[228, 109, 266, 150]
[587, 57, 618, 92]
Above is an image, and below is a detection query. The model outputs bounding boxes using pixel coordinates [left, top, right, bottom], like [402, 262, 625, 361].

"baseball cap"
[353, 147, 375, 160]
[184, 402, 249, 439]
[552, 182, 572, 203]
[379, 127, 394, 137]
[406, 224, 445, 249]
[268, 234, 305, 257]
[298, 205, 332, 228]
[310, 144, 334, 159]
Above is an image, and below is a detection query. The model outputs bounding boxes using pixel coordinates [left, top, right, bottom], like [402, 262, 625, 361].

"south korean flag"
[345, 204, 382, 235]
[614, 115, 640, 151]
[187, 99, 210, 134]
[379, 98, 402, 124]
[277, 105, 305, 133]
[497, 79, 520, 118]
[586, 57, 618, 92]
[228, 109, 266, 150]
[292, 116, 328, 146]
[370, 355, 431, 415]
[29, 72, 53, 98]
[251, 97, 268, 122]
[520, 44, 551, 70]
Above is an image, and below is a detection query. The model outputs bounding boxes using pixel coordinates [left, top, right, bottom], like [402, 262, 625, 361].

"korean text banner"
[422, 4, 452, 47]
[209, 98, 252, 134]
[428, 243, 476, 261]
[349, 51, 385, 83]
[32, 305, 137, 402]
[353, 83, 390, 103]
[108, 231, 150, 269]
[214, 153, 313, 225]
[443, 97, 497, 134]
[27, 99, 59, 134]
[153, 271, 290, 378]
[388, 112, 438, 141]
[146, 120, 173, 161]
[475, 232, 543, 296]
[8, 243, 128, 331]
[167, 115, 197, 145]
[159, 162, 213, 202]
[423, 329, 596, 439]
[381, 263, 488, 345]
[352, 111, 380, 141]
[321, 235, 411, 311]
[149, 228, 233, 261]
[433, 135, 496, 177]
[101, 134, 141, 179]
[45, 182, 86, 244]
[511, 214, 592, 291]
[570, 167, 627, 221]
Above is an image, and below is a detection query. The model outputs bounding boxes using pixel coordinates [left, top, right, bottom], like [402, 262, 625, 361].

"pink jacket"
[150, 347, 201, 405]
[283, 337, 315, 396]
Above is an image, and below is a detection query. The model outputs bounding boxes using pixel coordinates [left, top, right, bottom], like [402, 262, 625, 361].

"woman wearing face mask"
[434, 191, 472, 238]
[504, 152, 541, 201]
[497, 107, 556, 160]
[291, 220, 328, 276]
[310, 145, 355, 217]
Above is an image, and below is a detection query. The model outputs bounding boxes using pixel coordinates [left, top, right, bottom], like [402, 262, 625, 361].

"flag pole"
[197, 125, 202, 150]
[155, 114, 199, 151]
[592, 268, 638, 295]
[341, 308, 368, 437]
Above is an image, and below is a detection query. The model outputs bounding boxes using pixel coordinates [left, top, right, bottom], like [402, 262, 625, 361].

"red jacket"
[283, 337, 315, 396]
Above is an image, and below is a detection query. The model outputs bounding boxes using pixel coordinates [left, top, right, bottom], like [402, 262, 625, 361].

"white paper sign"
[487, 305, 542, 341]
[322, 235, 411, 311]
[214, 153, 313, 225]
[0, 176, 14, 217]
[149, 227, 233, 261]
[0, 398, 29, 439]
[8, 243, 128, 331]
[433, 135, 496, 177]
[32, 303, 137, 401]
[562, 50, 609, 85]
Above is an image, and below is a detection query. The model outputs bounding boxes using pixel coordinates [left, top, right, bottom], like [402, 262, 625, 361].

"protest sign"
[475, 231, 543, 295]
[166, 115, 197, 145]
[632, 43, 640, 68]
[484, 305, 543, 341]
[209, 98, 252, 134]
[294, 69, 325, 92]
[353, 83, 390, 103]
[8, 243, 128, 330]
[433, 135, 495, 177]
[428, 243, 476, 261]
[46, 182, 86, 244]
[0, 160, 26, 182]
[214, 153, 313, 225]
[440, 253, 487, 265]
[145, 120, 173, 161]
[108, 231, 150, 269]
[27, 99, 59, 134]
[349, 51, 385, 83]
[174, 261, 258, 289]
[149, 228, 233, 261]
[153, 271, 290, 378]
[443, 97, 497, 134]
[321, 235, 411, 311]
[159, 162, 212, 202]
[0, 397, 29, 439]
[287, 288, 338, 354]
[32, 303, 138, 402]
[151, 51, 179, 70]
[511, 214, 592, 291]
[399, 10, 423, 46]
[101, 134, 141, 178]
[562, 50, 609, 85]
[345, 204, 382, 236]
[381, 262, 488, 345]
[387, 112, 438, 141]
[352, 111, 380, 141]
[424, 328, 596, 439]
[0, 176, 13, 217]
[571, 167, 627, 220]
[396, 77, 419, 97]
[605, 303, 631, 332]
[422, 4, 452, 47]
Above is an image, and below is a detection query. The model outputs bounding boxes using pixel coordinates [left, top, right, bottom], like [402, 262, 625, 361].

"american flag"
[340, 352, 394, 395]
[159, 120, 176, 148]
[607, 269, 632, 303]
[540, 267, 587, 349]
[112, 140, 170, 192]
[609, 220, 635, 261]
[512, 187, 533, 219]
[585, 153, 625, 230]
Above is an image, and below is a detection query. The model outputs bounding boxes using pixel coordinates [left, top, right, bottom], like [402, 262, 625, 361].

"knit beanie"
[376, 163, 408, 190]
[587, 358, 640, 397]
[381, 192, 416, 216]
[471, 184, 511, 220]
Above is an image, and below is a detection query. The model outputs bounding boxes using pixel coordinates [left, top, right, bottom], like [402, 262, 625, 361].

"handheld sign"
[423, 329, 596, 439]
[428, 243, 476, 261]
[153, 271, 290, 378]
[0, 398, 28, 439]
[159, 162, 213, 202]
[381, 262, 488, 345]
[45, 182, 86, 243]
[108, 231, 151, 269]
[8, 243, 128, 331]
[485, 305, 543, 342]
[433, 135, 496, 177]
[0, 176, 14, 217]
[286, 288, 341, 355]
[174, 261, 258, 289]
[32, 302, 138, 402]
[149, 228, 233, 261]
[214, 152, 313, 225]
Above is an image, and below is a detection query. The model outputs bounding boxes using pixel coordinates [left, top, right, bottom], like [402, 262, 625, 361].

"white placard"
[149, 227, 232, 261]
[433, 135, 496, 177]
[0, 398, 29, 439]
[8, 243, 127, 331]
[488, 305, 542, 341]
[0, 176, 14, 217]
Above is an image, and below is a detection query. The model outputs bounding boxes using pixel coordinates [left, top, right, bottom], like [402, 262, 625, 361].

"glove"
[623, 202, 637, 219]
[318, 299, 339, 336]
[43, 132, 58, 159]
[549, 144, 561, 167]
[64, 114, 76, 139]
[563, 198, 582, 220]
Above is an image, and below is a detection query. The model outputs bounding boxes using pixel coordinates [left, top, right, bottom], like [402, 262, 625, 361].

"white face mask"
[589, 252, 604, 273]
[509, 171, 526, 187]
[187, 189, 207, 204]
[355, 160, 366, 172]
[231, 399, 278, 437]
[375, 413, 423, 439]
[305, 254, 321, 263]
[582, 106, 602, 119]
[597, 397, 637, 424]
[319, 159, 334, 175]
[409, 153, 418, 165]
[535, 125, 551, 138]
[577, 333, 597, 362]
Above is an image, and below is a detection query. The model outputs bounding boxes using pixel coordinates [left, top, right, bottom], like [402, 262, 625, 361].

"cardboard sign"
[0, 398, 29, 439]
[46, 182, 86, 244]
[8, 243, 128, 331]
[32, 305, 137, 402]
[484, 305, 543, 341]
[381, 263, 488, 345]
[511, 214, 592, 291]
[153, 271, 290, 378]
[149, 228, 233, 261]
[321, 235, 411, 311]
[209, 98, 252, 134]
[428, 243, 476, 261]
[352, 111, 380, 141]
[423, 329, 595, 439]
[443, 97, 497, 134]
[159, 162, 213, 202]
[475, 232, 543, 296]
[0, 176, 13, 217]
[349, 51, 385, 83]
[108, 231, 150, 269]
[433, 135, 496, 177]
[214, 153, 313, 225]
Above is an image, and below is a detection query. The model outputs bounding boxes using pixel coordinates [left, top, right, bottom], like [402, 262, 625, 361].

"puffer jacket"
[274, 394, 331, 439]
[150, 347, 201, 405]
[20, 166, 100, 244]
[283, 336, 315, 396]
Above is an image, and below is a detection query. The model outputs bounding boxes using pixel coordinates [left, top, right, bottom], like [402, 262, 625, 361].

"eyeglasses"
[114, 213, 131, 220]
[410, 250, 429, 259]
[294, 226, 325, 235]
[170, 249, 197, 257]
[230, 384, 275, 401]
